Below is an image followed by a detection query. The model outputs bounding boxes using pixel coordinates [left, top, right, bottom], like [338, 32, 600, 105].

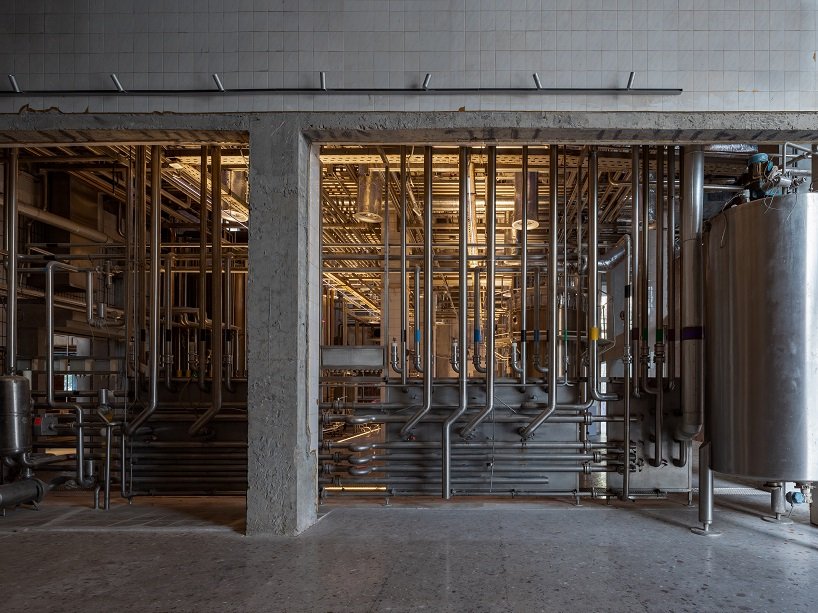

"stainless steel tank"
[705, 193, 818, 481]
[0, 375, 32, 458]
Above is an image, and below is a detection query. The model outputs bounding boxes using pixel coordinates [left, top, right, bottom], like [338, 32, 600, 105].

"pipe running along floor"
[0, 491, 816, 612]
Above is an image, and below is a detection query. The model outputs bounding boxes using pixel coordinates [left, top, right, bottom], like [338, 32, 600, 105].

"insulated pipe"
[442, 146, 470, 499]
[126, 146, 162, 436]
[399, 146, 408, 383]
[45, 261, 90, 486]
[588, 148, 619, 402]
[0, 479, 46, 509]
[401, 147, 434, 436]
[190, 146, 224, 435]
[630, 146, 641, 397]
[198, 145, 208, 391]
[17, 203, 114, 244]
[460, 146, 496, 438]
[678, 146, 704, 439]
[4, 148, 18, 374]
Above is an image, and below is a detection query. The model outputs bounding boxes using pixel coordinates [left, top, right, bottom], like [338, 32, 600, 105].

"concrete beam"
[3, 111, 818, 146]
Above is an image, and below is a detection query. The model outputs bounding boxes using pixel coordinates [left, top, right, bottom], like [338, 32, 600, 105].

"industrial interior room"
[2, 126, 818, 612]
[4, 1, 818, 610]
[5, 137, 817, 513]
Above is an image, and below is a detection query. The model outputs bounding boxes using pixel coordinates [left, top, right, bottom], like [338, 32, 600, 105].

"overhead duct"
[354, 168, 384, 223]
[512, 171, 539, 230]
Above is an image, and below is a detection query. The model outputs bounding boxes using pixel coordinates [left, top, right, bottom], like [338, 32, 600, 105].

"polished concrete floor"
[1, 490, 817, 612]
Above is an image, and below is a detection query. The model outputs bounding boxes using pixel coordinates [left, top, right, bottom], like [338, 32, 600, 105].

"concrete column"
[246, 117, 319, 535]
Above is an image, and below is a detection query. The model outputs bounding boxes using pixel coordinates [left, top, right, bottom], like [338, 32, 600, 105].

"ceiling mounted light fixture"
[354, 168, 384, 223]
[512, 171, 539, 231]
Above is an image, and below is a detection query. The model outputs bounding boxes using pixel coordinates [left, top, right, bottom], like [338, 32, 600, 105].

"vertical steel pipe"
[412, 266, 423, 373]
[667, 146, 677, 388]
[401, 146, 434, 436]
[382, 160, 390, 374]
[45, 261, 88, 486]
[640, 145, 651, 390]
[189, 146, 223, 435]
[519, 146, 529, 385]
[400, 146, 408, 384]
[164, 252, 174, 390]
[621, 234, 633, 499]
[224, 253, 235, 393]
[460, 146, 496, 438]
[652, 146, 665, 466]
[695, 441, 714, 533]
[442, 146, 470, 499]
[198, 145, 209, 391]
[679, 145, 704, 439]
[136, 146, 147, 398]
[4, 149, 18, 374]
[630, 146, 641, 396]
[588, 148, 618, 402]
[126, 145, 162, 435]
[520, 146, 576, 439]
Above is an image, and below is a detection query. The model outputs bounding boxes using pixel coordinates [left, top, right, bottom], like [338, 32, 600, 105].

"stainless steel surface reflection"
[705, 193, 818, 481]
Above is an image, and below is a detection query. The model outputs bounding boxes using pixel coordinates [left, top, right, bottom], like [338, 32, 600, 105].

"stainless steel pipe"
[460, 146, 497, 438]
[630, 146, 641, 397]
[45, 261, 90, 486]
[678, 145, 704, 439]
[126, 145, 162, 436]
[4, 149, 18, 374]
[520, 146, 561, 438]
[198, 145, 209, 391]
[588, 148, 618, 402]
[399, 146, 408, 384]
[190, 146, 224, 435]
[401, 147, 434, 436]
[442, 146, 470, 499]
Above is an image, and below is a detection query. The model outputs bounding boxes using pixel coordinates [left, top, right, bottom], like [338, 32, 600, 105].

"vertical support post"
[519, 146, 528, 386]
[4, 148, 18, 374]
[692, 441, 718, 535]
[630, 146, 641, 396]
[246, 120, 318, 535]
[199, 145, 209, 391]
[400, 146, 408, 385]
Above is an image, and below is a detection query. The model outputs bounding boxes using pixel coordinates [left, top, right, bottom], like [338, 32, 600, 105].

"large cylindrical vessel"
[0, 375, 32, 458]
[705, 193, 818, 481]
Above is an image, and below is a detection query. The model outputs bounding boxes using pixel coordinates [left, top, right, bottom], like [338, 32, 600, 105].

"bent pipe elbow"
[348, 466, 374, 476]
[347, 455, 377, 465]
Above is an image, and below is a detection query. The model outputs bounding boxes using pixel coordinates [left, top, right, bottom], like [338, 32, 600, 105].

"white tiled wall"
[0, 0, 815, 114]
